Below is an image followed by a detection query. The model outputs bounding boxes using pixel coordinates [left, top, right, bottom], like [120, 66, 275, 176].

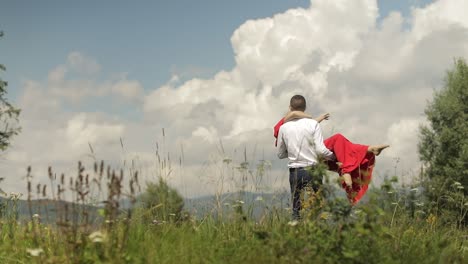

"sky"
[1, 0, 467, 199]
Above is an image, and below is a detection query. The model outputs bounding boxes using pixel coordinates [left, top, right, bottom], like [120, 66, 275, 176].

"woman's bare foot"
[341, 173, 352, 187]
[368, 145, 390, 156]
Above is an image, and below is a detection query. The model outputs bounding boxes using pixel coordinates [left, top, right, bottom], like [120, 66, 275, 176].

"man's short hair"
[290, 95, 306, 111]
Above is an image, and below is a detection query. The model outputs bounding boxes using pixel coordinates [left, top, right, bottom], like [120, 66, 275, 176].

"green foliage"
[0, 198, 466, 263]
[418, 58, 468, 224]
[137, 178, 185, 222]
[0, 31, 21, 151]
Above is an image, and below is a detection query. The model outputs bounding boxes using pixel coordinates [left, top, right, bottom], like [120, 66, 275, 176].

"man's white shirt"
[277, 118, 335, 168]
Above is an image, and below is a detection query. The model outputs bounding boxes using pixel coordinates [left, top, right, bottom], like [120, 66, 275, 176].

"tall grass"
[0, 142, 466, 263]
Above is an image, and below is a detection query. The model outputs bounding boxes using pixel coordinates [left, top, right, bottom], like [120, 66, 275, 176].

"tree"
[418, 58, 468, 224]
[138, 178, 185, 222]
[0, 31, 21, 151]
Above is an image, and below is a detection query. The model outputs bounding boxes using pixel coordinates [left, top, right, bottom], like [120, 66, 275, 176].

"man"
[277, 95, 335, 220]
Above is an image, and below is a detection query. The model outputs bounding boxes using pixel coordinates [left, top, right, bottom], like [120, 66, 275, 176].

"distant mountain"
[0, 191, 290, 223]
[0, 184, 354, 223]
[0, 197, 101, 224]
[184, 191, 291, 219]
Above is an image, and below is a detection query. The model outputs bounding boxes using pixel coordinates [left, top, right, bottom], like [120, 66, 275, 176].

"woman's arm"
[284, 111, 312, 122]
[314, 113, 330, 123]
[284, 111, 330, 123]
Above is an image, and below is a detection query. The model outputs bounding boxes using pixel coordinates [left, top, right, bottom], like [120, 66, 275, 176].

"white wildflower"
[89, 231, 106, 243]
[9, 192, 22, 200]
[410, 188, 418, 192]
[287, 220, 299, 227]
[33, 214, 40, 219]
[26, 248, 44, 257]
[152, 219, 165, 225]
[453, 181, 462, 186]
[255, 196, 263, 201]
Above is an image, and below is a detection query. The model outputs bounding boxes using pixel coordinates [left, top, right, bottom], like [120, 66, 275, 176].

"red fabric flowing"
[274, 118, 375, 204]
[273, 118, 284, 146]
[324, 134, 375, 204]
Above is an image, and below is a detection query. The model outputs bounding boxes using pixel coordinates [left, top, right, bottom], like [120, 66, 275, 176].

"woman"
[274, 111, 389, 204]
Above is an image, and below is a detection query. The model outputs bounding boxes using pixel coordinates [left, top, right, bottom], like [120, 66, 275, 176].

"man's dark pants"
[289, 166, 323, 220]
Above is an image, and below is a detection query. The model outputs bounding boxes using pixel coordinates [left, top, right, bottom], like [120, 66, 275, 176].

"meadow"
[0, 157, 466, 264]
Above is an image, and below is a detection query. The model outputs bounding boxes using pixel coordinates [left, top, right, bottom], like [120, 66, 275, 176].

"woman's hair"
[290, 95, 306, 111]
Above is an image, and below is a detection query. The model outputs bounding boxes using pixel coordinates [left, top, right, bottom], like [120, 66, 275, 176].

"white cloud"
[45, 52, 144, 104]
[111, 79, 144, 101]
[3, 0, 468, 197]
[192, 126, 219, 144]
[65, 113, 125, 152]
[384, 118, 425, 169]
[67, 51, 101, 75]
[411, 0, 468, 41]
[48, 65, 67, 83]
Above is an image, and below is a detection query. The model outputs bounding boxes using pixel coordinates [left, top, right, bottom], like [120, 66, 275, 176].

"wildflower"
[320, 212, 330, 220]
[457, 185, 464, 190]
[26, 248, 44, 257]
[89, 231, 106, 243]
[9, 192, 22, 200]
[415, 202, 424, 207]
[427, 214, 437, 225]
[169, 213, 176, 216]
[410, 188, 418, 192]
[236, 200, 245, 204]
[391, 202, 398, 205]
[287, 220, 299, 226]
[152, 219, 165, 225]
[255, 196, 263, 201]
[387, 191, 394, 194]
[33, 214, 40, 219]
[453, 181, 462, 186]
[223, 203, 230, 206]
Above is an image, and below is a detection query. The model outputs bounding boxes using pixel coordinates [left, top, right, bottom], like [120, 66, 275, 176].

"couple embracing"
[274, 95, 389, 220]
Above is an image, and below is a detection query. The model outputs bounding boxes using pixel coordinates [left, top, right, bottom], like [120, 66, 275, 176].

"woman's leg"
[367, 144, 390, 156]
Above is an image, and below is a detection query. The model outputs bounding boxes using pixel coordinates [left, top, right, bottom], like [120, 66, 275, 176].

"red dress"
[274, 118, 375, 204]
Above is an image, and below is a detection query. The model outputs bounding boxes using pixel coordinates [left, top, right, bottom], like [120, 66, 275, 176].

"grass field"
[0, 161, 466, 264]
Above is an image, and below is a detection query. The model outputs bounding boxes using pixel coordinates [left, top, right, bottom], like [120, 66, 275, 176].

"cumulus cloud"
[67, 51, 101, 75]
[65, 113, 125, 152]
[3, 0, 468, 197]
[46, 52, 144, 103]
